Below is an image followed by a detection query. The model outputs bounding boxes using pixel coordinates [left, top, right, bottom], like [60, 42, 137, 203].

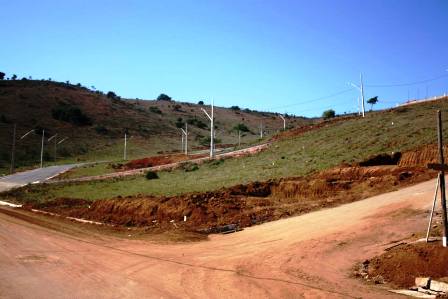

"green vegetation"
[145, 171, 159, 180]
[233, 123, 250, 132]
[367, 96, 379, 110]
[3, 99, 447, 204]
[149, 106, 162, 114]
[322, 109, 336, 119]
[157, 93, 172, 101]
[51, 103, 92, 126]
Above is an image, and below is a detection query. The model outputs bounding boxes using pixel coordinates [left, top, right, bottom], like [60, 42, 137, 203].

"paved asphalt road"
[0, 164, 79, 192]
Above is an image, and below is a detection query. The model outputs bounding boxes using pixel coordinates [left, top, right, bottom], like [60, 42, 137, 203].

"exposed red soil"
[31, 165, 435, 233]
[366, 242, 448, 288]
[399, 144, 448, 167]
[119, 153, 207, 170]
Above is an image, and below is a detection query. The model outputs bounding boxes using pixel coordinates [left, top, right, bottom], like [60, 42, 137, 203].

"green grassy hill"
[0, 80, 311, 174]
[4, 96, 447, 203]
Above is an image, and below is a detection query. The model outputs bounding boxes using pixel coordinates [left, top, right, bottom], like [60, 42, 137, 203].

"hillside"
[4, 95, 448, 205]
[0, 80, 312, 173]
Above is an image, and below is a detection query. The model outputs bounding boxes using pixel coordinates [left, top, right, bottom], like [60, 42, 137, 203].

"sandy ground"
[0, 177, 439, 299]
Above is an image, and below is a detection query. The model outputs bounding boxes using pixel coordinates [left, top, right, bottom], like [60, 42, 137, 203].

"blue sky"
[1, 0, 447, 117]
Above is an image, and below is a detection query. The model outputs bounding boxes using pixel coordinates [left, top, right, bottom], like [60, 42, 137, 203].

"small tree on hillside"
[198, 100, 204, 105]
[0, 72, 5, 80]
[157, 93, 172, 101]
[11, 74, 17, 80]
[367, 96, 378, 111]
[107, 91, 117, 99]
[322, 109, 336, 119]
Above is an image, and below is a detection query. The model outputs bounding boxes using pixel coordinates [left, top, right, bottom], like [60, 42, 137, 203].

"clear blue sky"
[1, 0, 447, 117]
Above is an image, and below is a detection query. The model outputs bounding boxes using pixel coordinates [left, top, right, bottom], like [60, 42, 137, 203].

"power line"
[366, 74, 448, 88]
[267, 88, 355, 111]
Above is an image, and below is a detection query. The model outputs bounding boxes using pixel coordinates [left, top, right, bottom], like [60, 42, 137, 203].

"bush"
[199, 136, 221, 146]
[94, 125, 108, 135]
[233, 123, 250, 132]
[149, 106, 162, 114]
[198, 100, 204, 105]
[175, 117, 184, 128]
[52, 104, 92, 126]
[157, 93, 172, 101]
[322, 109, 336, 119]
[107, 91, 117, 99]
[183, 163, 199, 172]
[186, 118, 207, 129]
[230, 105, 240, 111]
[145, 171, 159, 180]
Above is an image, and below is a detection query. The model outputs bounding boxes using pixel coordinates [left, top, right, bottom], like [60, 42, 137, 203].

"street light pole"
[181, 124, 188, 155]
[349, 73, 366, 117]
[279, 115, 286, 130]
[40, 129, 45, 168]
[48, 134, 58, 162]
[124, 133, 127, 160]
[10, 123, 16, 174]
[201, 100, 214, 158]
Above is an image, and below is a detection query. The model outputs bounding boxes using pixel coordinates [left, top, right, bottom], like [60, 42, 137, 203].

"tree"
[198, 100, 204, 105]
[0, 72, 5, 80]
[322, 109, 335, 119]
[367, 96, 378, 111]
[107, 91, 117, 99]
[157, 93, 172, 101]
[233, 123, 250, 132]
[11, 74, 17, 80]
[230, 105, 240, 111]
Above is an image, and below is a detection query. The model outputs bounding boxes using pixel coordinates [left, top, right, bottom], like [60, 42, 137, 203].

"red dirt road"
[0, 178, 439, 298]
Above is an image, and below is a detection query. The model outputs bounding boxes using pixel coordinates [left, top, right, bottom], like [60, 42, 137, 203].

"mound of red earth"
[366, 242, 448, 288]
[119, 153, 207, 170]
[399, 144, 448, 167]
[31, 165, 434, 233]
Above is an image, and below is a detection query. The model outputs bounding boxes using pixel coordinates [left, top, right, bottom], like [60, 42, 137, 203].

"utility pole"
[181, 134, 184, 153]
[279, 115, 286, 130]
[48, 134, 58, 162]
[10, 123, 16, 174]
[260, 122, 263, 139]
[238, 130, 241, 147]
[348, 74, 365, 117]
[124, 133, 127, 160]
[360, 73, 366, 117]
[201, 100, 214, 158]
[40, 129, 45, 168]
[437, 110, 448, 247]
[181, 123, 188, 155]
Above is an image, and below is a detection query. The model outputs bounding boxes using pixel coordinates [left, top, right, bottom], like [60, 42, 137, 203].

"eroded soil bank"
[29, 164, 434, 233]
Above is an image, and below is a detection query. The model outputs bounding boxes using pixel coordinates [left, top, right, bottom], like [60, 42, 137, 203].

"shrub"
[183, 163, 199, 172]
[157, 93, 172, 101]
[0, 72, 5, 80]
[230, 105, 240, 111]
[94, 125, 108, 135]
[52, 104, 92, 125]
[175, 117, 184, 128]
[233, 123, 250, 132]
[198, 100, 204, 105]
[149, 106, 162, 114]
[322, 109, 336, 119]
[186, 118, 207, 129]
[145, 171, 159, 180]
[199, 136, 221, 146]
[107, 91, 117, 99]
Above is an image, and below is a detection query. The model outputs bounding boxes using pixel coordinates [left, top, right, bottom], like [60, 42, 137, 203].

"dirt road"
[0, 177, 438, 298]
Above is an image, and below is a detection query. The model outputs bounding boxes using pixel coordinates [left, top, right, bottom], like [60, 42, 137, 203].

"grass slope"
[3, 97, 446, 204]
